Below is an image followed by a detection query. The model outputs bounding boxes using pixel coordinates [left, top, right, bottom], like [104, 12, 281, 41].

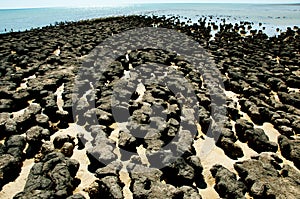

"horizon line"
[0, 2, 299, 10]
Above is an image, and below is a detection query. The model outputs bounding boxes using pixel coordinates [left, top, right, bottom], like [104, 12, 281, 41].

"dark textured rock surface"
[217, 137, 244, 159]
[26, 126, 51, 144]
[0, 154, 22, 190]
[234, 153, 300, 199]
[88, 176, 124, 199]
[129, 164, 202, 199]
[245, 128, 278, 153]
[0, 135, 26, 190]
[235, 119, 254, 142]
[87, 161, 124, 199]
[211, 164, 247, 198]
[278, 135, 300, 169]
[14, 151, 80, 199]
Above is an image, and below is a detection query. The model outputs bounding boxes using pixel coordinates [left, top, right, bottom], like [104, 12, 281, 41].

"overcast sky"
[0, 0, 299, 9]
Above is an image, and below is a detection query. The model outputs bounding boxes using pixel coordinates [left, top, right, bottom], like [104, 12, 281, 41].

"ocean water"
[0, 3, 299, 35]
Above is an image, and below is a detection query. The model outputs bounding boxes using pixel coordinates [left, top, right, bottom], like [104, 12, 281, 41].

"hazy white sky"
[0, 0, 299, 9]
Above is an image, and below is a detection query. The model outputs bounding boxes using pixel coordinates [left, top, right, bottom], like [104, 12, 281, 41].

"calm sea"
[0, 3, 299, 35]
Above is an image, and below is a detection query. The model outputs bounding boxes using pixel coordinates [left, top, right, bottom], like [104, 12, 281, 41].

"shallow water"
[0, 3, 299, 36]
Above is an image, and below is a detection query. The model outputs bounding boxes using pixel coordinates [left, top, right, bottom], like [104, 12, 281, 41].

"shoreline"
[1, 13, 298, 39]
[1, 3, 299, 35]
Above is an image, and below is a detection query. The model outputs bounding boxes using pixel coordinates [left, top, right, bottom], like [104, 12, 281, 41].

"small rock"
[278, 135, 300, 169]
[26, 126, 51, 144]
[53, 134, 75, 149]
[211, 164, 247, 198]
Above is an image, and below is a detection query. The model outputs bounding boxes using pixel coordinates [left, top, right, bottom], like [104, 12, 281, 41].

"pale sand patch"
[54, 84, 68, 114]
[16, 74, 36, 92]
[123, 70, 131, 79]
[119, 167, 133, 199]
[136, 145, 150, 166]
[235, 140, 258, 160]
[288, 87, 300, 93]
[0, 159, 34, 199]
[109, 122, 125, 159]
[270, 91, 281, 103]
[257, 123, 281, 144]
[292, 70, 300, 77]
[195, 138, 236, 172]
[194, 138, 235, 199]
[72, 148, 96, 198]
[240, 111, 252, 122]
[224, 90, 239, 102]
[109, 123, 135, 199]
[55, 84, 64, 112]
[53, 47, 61, 56]
[135, 82, 146, 103]
[245, 193, 254, 199]
[195, 121, 205, 138]
[170, 62, 180, 70]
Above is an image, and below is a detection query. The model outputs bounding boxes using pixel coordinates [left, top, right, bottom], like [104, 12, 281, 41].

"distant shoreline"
[1, 2, 300, 10]
[1, 3, 299, 35]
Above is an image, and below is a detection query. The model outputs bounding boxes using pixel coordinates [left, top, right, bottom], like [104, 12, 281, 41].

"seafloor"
[0, 15, 299, 199]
